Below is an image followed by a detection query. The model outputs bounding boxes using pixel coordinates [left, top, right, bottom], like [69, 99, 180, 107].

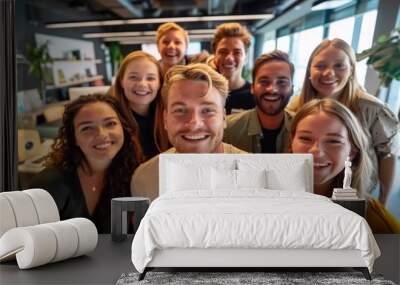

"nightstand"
[111, 197, 150, 242]
[332, 198, 366, 217]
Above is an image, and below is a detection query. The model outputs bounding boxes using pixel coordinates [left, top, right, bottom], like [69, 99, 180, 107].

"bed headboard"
[159, 153, 313, 195]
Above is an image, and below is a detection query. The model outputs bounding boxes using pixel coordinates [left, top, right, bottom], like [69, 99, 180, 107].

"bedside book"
[332, 187, 358, 200]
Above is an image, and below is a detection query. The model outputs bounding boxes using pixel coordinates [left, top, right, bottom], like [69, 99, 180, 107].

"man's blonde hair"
[156, 22, 189, 45]
[212, 22, 252, 52]
[161, 63, 229, 106]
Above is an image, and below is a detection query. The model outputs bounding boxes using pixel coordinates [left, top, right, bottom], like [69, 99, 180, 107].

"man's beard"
[256, 91, 292, 116]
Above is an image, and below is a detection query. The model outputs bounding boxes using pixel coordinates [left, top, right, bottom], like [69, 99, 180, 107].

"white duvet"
[131, 190, 380, 273]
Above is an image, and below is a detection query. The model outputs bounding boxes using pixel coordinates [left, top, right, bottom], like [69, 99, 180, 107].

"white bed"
[131, 154, 380, 280]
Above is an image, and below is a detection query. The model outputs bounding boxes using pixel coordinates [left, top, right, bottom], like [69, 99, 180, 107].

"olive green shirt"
[223, 108, 292, 153]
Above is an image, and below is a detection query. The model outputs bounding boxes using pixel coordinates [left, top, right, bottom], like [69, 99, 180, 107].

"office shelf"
[45, 75, 104, 90]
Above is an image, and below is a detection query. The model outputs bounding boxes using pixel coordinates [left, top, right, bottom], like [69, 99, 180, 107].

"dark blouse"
[29, 168, 112, 234]
[225, 81, 255, 115]
[132, 103, 159, 160]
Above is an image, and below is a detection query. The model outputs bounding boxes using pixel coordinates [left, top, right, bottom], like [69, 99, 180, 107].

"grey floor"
[0, 235, 398, 285]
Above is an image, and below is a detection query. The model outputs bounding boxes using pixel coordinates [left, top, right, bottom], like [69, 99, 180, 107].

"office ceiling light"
[311, 0, 353, 11]
[107, 34, 214, 43]
[119, 36, 155, 44]
[84, 31, 155, 38]
[120, 40, 153, 45]
[189, 29, 217, 34]
[83, 29, 216, 39]
[103, 37, 143, 42]
[46, 14, 273, 29]
[186, 34, 214, 39]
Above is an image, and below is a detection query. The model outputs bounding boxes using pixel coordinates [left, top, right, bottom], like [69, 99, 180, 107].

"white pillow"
[211, 168, 268, 190]
[267, 166, 306, 191]
[236, 169, 267, 189]
[237, 158, 308, 191]
[167, 162, 212, 191]
[212, 168, 237, 190]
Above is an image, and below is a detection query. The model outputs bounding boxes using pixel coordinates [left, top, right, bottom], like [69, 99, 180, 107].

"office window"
[141, 43, 161, 60]
[142, 42, 201, 60]
[327, 16, 355, 44]
[187, 42, 201, 55]
[276, 35, 291, 53]
[356, 10, 378, 86]
[291, 26, 324, 93]
[262, 39, 276, 53]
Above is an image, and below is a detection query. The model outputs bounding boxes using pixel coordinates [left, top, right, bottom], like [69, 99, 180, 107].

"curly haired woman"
[30, 94, 142, 233]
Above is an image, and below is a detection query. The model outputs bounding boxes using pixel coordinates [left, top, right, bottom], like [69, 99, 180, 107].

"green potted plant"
[356, 26, 400, 88]
[26, 41, 53, 102]
[108, 42, 124, 76]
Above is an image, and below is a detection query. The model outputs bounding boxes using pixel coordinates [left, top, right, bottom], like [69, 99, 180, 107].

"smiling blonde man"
[131, 64, 245, 201]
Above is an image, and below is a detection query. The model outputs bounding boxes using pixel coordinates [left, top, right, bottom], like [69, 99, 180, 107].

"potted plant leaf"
[356, 26, 400, 90]
[26, 41, 53, 103]
[108, 42, 124, 76]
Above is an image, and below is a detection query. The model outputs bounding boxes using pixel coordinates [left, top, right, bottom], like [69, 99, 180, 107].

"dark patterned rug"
[116, 271, 396, 285]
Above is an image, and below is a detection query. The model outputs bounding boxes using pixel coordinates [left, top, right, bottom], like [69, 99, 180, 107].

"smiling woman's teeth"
[134, 91, 149, 96]
[314, 162, 329, 167]
[94, 142, 112, 149]
[320, 80, 337, 85]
